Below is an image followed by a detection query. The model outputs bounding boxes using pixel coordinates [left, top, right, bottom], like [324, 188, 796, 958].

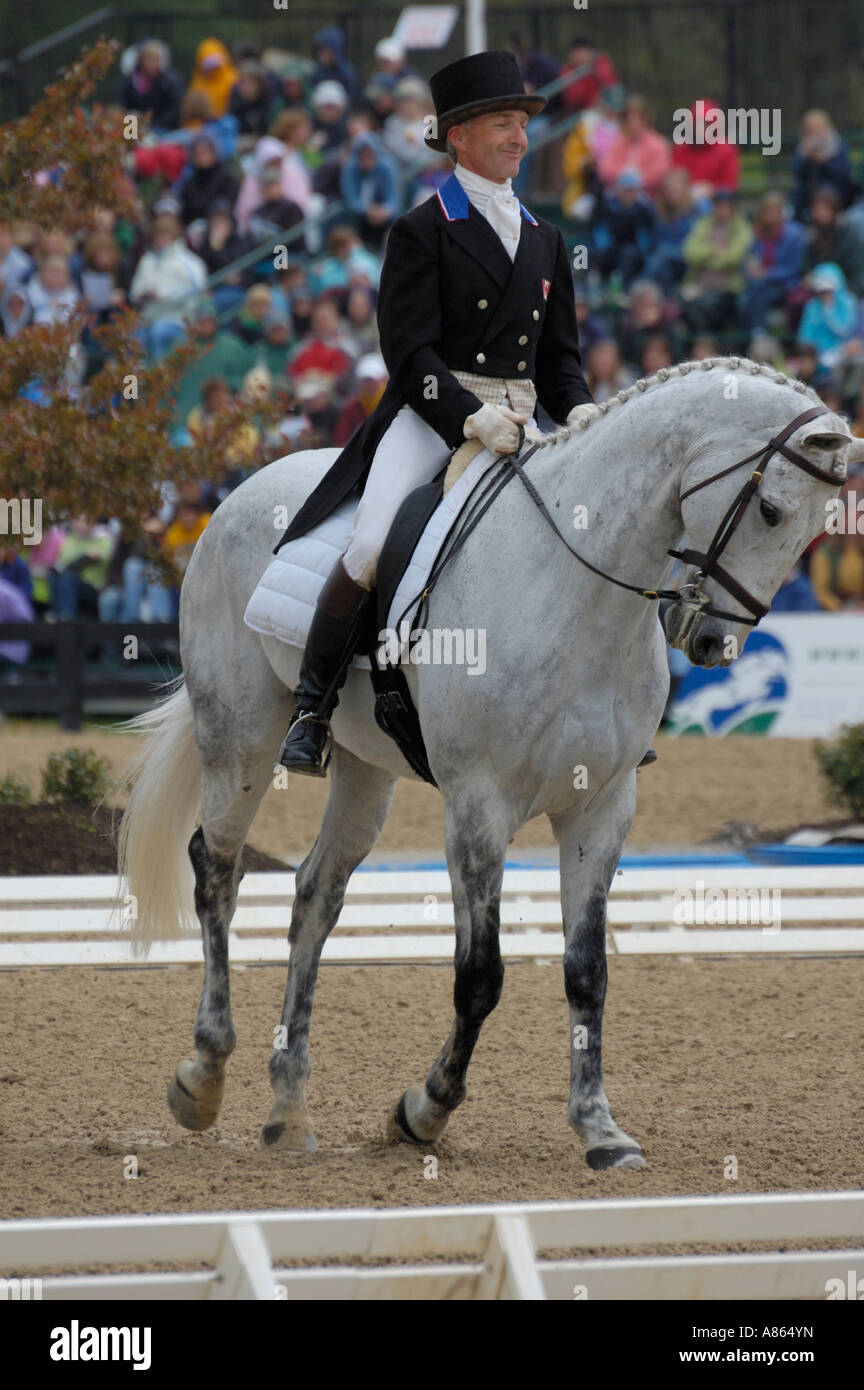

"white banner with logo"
[667, 615, 864, 737]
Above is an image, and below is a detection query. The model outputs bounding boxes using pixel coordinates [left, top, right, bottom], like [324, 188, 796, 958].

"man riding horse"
[277, 50, 596, 776]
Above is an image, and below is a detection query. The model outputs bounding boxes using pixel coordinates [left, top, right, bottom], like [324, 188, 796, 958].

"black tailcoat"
[276, 172, 593, 551]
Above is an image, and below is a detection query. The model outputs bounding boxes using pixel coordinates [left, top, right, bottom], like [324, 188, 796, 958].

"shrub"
[41, 748, 110, 806]
[0, 772, 32, 805]
[814, 724, 864, 820]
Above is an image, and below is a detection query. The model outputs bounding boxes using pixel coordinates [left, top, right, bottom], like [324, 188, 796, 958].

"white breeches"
[342, 401, 538, 589]
[342, 405, 452, 589]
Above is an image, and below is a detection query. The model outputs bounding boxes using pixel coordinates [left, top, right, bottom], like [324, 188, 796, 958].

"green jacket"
[683, 212, 753, 294]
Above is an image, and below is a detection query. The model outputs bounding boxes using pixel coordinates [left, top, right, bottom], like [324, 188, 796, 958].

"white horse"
[119, 358, 859, 1169]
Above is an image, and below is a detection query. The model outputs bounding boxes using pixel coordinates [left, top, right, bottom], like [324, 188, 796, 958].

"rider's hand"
[463, 402, 528, 455]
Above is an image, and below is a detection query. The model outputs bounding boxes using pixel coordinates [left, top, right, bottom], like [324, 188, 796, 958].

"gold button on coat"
[518, 334, 528, 345]
[477, 299, 488, 309]
[532, 309, 540, 320]
[517, 360, 526, 371]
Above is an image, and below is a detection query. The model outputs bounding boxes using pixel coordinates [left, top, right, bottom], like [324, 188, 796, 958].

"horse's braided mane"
[537, 355, 825, 448]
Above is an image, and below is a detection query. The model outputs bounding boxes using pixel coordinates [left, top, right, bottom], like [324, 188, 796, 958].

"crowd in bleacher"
[1, 27, 863, 657]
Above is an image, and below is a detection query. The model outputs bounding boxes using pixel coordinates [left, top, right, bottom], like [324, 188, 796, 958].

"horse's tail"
[116, 676, 200, 951]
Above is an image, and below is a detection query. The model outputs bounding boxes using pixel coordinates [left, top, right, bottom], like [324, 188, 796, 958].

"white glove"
[463, 402, 528, 455]
[566, 402, 602, 428]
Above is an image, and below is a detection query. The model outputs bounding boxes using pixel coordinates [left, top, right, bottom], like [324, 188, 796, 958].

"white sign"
[667, 614, 864, 737]
[392, 6, 459, 49]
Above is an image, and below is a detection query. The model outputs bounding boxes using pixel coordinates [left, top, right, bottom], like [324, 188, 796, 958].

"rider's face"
[451, 110, 529, 182]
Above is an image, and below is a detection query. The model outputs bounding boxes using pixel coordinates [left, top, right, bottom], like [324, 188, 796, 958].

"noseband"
[667, 403, 840, 625]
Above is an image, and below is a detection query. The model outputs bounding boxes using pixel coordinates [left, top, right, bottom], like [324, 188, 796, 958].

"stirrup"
[278, 710, 334, 775]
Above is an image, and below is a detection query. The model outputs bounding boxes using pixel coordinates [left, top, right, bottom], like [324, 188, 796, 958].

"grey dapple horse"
[119, 359, 859, 1169]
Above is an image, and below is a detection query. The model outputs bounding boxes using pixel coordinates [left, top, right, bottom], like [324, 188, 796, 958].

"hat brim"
[425, 94, 546, 152]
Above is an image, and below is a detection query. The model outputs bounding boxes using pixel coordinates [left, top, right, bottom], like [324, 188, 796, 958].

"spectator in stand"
[307, 224, 381, 296]
[591, 170, 655, 286]
[640, 333, 675, 375]
[671, 100, 740, 198]
[235, 136, 309, 234]
[78, 233, 125, 318]
[254, 310, 295, 377]
[681, 190, 752, 331]
[802, 187, 864, 297]
[26, 254, 79, 325]
[586, 339, 636, 402]
[116, 39, 183, 134]
[345, 286, 379, 355]
[187, 38, 238, 119]
[23, 525, 64, 613]
[246, 166, 305, 249]
[793, 110, 855, 222]
[50, 517, 113, 619]
[0, 575, 34, 668]
[618, 279, 684, 365]
[234, 284, 273, 346]
[177, 133, 239, 228]
[0, 546, 31, 599]
[739, 190, 806, 337]
[597, 95, 672, 198]
[311, 26, 357, 104]
[162, 493, 211, 604]
[560, 36, 619, 115]
[382, 77, 437, 176]
[293, 372, 340, 444]
[289, 298, 355, 382]
[643, 168, 707, 292]
[370, 37, 415, 87]
[561, 116, 602, 221]
[129, 212, 208, 358]
[810, 506, 864, 610]
[0, 220, 34, 294]
[267, 110, 314, 214]
[273, 59, 314, 118]
[573, 287, 612, 357]
[340, 131, 400, 250]
[194, 202, 257, 315]
[308, 82, 350, 158]
[229, 62, 275, 149]
[364, 73, 398, 130]
[798, 262, 859, 369]
[1, 284, 32, 338]
[334, 353, 388, 445]
[288, 284, 314, 339]
[787, 340, 834, 394]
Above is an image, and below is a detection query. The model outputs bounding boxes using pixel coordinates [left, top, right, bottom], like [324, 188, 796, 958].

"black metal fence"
[2, 2, 863, 135]
[0, 620, 180, 729]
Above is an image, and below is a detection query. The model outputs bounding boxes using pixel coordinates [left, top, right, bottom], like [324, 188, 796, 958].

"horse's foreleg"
[550, 780, 646, 1170]
[262, 746, 395, 1152]
[389, 785, 511, 1145]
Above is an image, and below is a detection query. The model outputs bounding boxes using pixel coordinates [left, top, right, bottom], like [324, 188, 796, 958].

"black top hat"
[425, 50, 546, 153]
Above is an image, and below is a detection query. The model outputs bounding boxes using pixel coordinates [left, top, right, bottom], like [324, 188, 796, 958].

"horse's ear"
[794, 416, 852, 453]
[845, 436, 864, 465]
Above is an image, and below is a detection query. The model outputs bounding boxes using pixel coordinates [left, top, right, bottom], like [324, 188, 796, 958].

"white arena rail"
[1, 867, 864, 966]
[1, 1191, 861, 1300]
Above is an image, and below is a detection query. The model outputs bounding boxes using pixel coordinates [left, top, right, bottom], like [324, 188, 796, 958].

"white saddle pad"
[243, 447, 502, 668]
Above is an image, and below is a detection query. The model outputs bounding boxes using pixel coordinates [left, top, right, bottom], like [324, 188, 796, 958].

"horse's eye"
[760, 499, 780, 527]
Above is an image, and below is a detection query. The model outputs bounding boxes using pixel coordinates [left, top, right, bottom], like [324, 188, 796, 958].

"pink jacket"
[598, 129, 672, 197]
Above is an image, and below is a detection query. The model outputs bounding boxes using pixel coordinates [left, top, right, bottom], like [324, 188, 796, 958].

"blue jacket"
[340, 134, 401, 220]
[748, 220, 806, 289]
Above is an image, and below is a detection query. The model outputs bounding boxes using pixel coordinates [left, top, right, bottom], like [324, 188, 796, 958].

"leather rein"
[506, 402, 841, 627]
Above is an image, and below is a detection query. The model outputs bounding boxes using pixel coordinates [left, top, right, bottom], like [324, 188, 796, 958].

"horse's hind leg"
[263, 745, 395, 1152]
[168, 694, 286, 1133]
[389, 783, 512, 1145]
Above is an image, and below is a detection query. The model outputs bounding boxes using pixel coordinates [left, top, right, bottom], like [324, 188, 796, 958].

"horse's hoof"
[260, 1120, 317, 1153]
[167, 1069, 223, 1132]
[586, 1143, 646, 1171]
[386, 1085, 448, 1146]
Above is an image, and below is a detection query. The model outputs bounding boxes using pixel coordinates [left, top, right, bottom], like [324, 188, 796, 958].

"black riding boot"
[277, 556, 370, 777]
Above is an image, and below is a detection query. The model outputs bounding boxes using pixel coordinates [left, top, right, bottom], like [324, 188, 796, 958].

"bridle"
[667, 403, 840, 625]
[505, 402, 843, 628]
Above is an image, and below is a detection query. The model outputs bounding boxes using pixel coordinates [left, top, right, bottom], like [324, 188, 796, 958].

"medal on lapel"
[541, 279, 551, 300]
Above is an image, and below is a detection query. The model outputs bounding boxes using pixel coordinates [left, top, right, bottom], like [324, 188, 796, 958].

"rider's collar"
[436, 171, 538, 226]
